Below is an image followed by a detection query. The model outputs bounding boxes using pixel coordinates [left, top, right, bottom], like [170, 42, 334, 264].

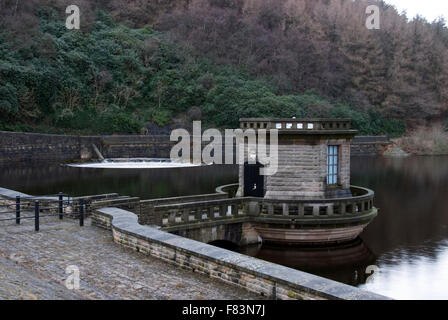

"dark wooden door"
[243, 162, 264, 197]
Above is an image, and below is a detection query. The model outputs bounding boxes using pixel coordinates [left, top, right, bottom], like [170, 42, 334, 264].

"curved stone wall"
[92, 206, 390, 300]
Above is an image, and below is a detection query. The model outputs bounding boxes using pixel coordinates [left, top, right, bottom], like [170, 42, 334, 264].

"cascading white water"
[67, 158, 204, 169]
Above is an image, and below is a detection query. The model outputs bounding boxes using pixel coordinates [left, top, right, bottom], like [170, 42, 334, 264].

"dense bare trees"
[157, 0, 448, 123]
[1, 0, 447, 131]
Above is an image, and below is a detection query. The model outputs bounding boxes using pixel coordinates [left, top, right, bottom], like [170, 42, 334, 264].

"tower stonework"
[237, 118, 357, 200]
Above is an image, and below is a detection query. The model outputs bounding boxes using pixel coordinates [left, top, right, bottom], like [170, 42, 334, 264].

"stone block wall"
[92, 207, 389, 300]
[0, 131, 175, 164]
[350, 136, 391, 156]
[100, 135, 174, 158]
[264, 142, 327, 199]
[238, 136, 352, 200]
[350, 142, 391, 156]
[0, 131, 390, 165]
[0, 131, 100, 163]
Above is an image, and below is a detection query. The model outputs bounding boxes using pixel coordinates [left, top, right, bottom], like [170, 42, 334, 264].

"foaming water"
[67, 158, 203, 169]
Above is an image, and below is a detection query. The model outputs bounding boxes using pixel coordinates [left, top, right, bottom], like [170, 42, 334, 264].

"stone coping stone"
[97, 207, 391, 300]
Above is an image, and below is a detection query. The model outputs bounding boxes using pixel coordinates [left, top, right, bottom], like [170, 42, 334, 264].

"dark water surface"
[1, 156, 448, 299]
[240, 156, 448, 299]
[0, 163, 238, 199]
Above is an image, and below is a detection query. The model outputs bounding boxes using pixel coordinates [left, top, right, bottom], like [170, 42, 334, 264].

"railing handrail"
[153, 186, 373, 212]
[142, 193, 227, 205]
[0, 193, 86, 229]
[260, 186, 374, 204]
[154, 197, 251, 211]
[214, 184, 373, 202]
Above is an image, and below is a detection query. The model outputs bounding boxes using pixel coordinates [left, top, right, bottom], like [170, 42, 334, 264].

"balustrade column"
[267, 204, 274, 215]
[231, 205, 237, 216]
[298, 204, 304, 217]
[168, 210, 177, 225]
[327, 205, 334, 216]
[182, 209, 190, 223]
[282, 203, 289, 216]
[194, 209, 202, 221]
[208, 207, 215, 219]
[340, 203, 346, 215]
[219, 205, 226, 217]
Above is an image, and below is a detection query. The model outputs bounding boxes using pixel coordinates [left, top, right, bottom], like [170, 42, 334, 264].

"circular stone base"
[254, 223, 370, 246]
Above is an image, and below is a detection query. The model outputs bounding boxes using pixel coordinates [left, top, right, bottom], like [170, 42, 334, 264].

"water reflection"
[0, 162, 238, 199]
[352, 156, 448, 299]
[1, 156, 448, 299]
[353, 156, 448, 253]
[359, 239, 448, 300]
[235, 156, 448, 299]
[237, 239, 377, 286]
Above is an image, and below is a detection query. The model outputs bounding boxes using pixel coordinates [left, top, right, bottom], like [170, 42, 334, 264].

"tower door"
[243, 162, 265, 197]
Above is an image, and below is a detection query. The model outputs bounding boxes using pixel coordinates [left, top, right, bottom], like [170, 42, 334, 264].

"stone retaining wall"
[92, 207, 390, 300]
[0, 131, 174, 164]
[351, 136, 392, 156]
[0, 131, 392, 164]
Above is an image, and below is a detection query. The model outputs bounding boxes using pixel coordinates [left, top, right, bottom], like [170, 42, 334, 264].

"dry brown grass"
[395, 126, 448, 155]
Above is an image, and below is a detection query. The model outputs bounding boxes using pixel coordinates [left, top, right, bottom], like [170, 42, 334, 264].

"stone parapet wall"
[138, 193, 229, 225]
[92, 207, 390, 300]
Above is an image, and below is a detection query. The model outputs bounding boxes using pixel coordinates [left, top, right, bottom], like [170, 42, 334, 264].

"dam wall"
[0, 131, 174, 164]
[0, 131, 391, 164]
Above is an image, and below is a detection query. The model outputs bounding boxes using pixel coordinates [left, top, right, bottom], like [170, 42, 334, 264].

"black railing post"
[58, 192, 63, 220]
[34, 200, 39, 232]
[15, 196, 20, 225]
[79, 198, 84, 227]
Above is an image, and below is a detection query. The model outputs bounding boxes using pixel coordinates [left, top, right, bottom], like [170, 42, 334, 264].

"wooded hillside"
[1, 0, 447, 135]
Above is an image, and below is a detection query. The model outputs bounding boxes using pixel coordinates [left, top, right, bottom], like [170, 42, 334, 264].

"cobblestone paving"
[0, 206, 259, 300]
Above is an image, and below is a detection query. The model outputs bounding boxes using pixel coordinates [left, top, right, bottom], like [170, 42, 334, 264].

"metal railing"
[0, 193, 87, 231]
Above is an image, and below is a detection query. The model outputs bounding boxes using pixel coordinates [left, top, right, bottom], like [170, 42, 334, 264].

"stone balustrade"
[258, 186, 374, 219]
[239, 118, 354, 132]
[153, 198, 249, 229]
[138, 193, 229, 225]
[144, 185, 375, 230]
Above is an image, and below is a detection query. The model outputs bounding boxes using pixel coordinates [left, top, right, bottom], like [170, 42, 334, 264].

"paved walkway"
[0, 202, 259, 300]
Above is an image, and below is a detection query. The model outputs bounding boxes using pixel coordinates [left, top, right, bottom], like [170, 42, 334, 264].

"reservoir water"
[1, 156, 447, 299]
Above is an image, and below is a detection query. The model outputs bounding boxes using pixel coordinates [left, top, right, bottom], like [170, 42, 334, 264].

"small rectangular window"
[276, 123, 282, 129]
[286, 123, 293, 129]
[297, 123, 303, 129]
[327, 145, 339, 185]
[307, 123, 314, 129]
